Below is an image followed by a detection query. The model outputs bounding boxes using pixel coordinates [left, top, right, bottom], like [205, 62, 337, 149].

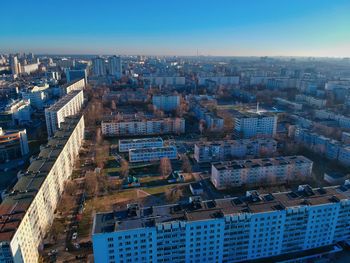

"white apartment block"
[295, 94, 326, 108]
[21, 84, 50, 110]
[194, 139, 277, 163]
[129, 146, 177, 163]
[92, 184, 350, 263]
[275, 98, 303, 110]
[101, 117, 185, 137]
[119, 137, 163, 152]
[143, 76, 186, 86]
[338, 146, 350, 167]
[198, 76, 239, 85]
[45, 90, 84, 137]
[0, 115, 84, 263]
[234, 114, 277, 139]
[211, 155, 313, 189]
[152, 95, 180, 111]
[61, 78, 85, 95]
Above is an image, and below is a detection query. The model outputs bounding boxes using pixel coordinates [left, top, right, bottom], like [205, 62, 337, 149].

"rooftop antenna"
[256, 102, 260, 114]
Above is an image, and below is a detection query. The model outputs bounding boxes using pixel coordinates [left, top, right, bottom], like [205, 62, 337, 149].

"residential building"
[92, 184, 350, 263]
[0, 128, 29, 163]
[234, 113, 277, 139]
[275, 98, 303, 110]
[0, 115, 84, 263]
[129, 146, 177, 162]
[152, 95, 180, 111]
[193, 104, 224, 132]
[0, 99, 31, 127]
[10, 55, 20, 76]
[198, 76, 239, 85]
[108, 56, 122, 78]
[119, 137, 163, 152]
[61, 78, 85, 95]
[295, 94, 326, 108]
[101, 117, 185, 137]
[211, 155, 313, 189]
[143, 76, 185, 86]
[45, 90, 84, 137]
[65, 69, 87, 83]
[93, 57, 106, 76]
[342, 132, 350, 144]
[194, 139, 277, 163]
[21, 83, 50, 110]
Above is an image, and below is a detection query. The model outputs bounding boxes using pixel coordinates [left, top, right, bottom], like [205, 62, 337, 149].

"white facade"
[152, 95, 180, 111]
[194, 139, 277, 163]
[45, 90, 84, 137]
[211, 156, 313, 189]
[0, 115, 85, 263]
[234, 114, 277, 139]
[62, 78, 85, 95]
[21, 84, 50, 110]
[129, 146, 177, 162]
[143, 76, 185, 86]
[295, 94, 327, 108]
[108, 56, 122, 78]
[92, 185, 350, 263]
[3, 99, 31, 125]
[198, 76, 239, 85]
[102, 118, 185, 136]
[93, 57, 106, 76]
[119, 137, 163, 152]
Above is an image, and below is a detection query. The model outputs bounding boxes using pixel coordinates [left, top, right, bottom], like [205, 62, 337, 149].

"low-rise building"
[194, 139, 277, 163]
[152, 94, 180, 111]
[211, 155, 313, 189]
[0, 128, 29, 163]
[118, 137, 163, 152]
[92, 184, 350, 263]
[21, 83, 50, 110]
[129, 146, 177, 162]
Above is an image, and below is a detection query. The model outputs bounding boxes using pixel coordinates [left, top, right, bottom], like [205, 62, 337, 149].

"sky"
[1, 0, 350, 57]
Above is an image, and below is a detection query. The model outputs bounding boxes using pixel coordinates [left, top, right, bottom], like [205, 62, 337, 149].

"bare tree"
[85, 171, 98, 197]
[159, 157, 172, 178]
[181, 155, 192, 173]
[120, 159, 129, 178]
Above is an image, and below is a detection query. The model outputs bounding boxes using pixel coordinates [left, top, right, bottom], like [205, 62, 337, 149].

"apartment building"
[0, 115, 84, 263]
[194, 139, 277, 163]
[234, 113, 277, 139]
[119, 137, 163, 152]
[143, 76, 185, 86]
[0, 128, 29, 163]
[21, 83, 50, 110]
[129, 146, 177, 163]
[61, 78, 85, 95]
[211, 155, 313, 189]
[92, 184, 350, 263]
[198, 76, 239, 85]
[0, 99, 31, 127]
[45, 90, 84, 137]
[101, 117, 185, 137]
[152, 95, 180, 111]
[295, 94, 326, 108]
[193, 104, 224, 132]
[275, 98, 303, 110]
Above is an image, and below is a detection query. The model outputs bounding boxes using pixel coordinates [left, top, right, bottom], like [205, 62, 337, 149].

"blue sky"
[1, 0, 350, 56]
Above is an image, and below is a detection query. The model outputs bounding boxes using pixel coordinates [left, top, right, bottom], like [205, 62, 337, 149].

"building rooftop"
[119, 137, 163, 145]
[46, 89, 83, 112]
[212, 155, 312, 171]
[61, 78, 85, 88]
[195, 138, 277, 147]
[0, 115, 83, 242]
[93, 184, 350, 234]
[129, 146, 176, 154]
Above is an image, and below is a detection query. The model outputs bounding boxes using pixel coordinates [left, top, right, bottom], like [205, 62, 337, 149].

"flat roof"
[129, 146, 176, 154]
[195, 138, 276, 147]
[0, 115, 83, 242]
[93, 184, 350, 234]
[119, 137, 163, 144]
[46, 90, 83, 112]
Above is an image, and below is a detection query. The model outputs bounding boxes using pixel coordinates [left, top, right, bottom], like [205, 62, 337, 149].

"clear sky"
[1, 0, 350, 57]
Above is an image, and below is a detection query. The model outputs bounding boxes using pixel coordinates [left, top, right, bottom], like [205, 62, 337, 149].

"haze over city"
[1, 0, 350, 57]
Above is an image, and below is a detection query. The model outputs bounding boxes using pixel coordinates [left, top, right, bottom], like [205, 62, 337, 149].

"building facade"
[194, 139, 277, 163]
[0, 128, 29, 163]
[0, 115, 84, 263]
[152, 95, 180, 112]
[211, 155, 313, 189]
[129, 146, 177, 163]
[101, 118, 185, 137]
[45, 90, 84, 137]
[119, 137, 163, 153]
[234, 114, 277, 139]
[92, 184, 350, 263]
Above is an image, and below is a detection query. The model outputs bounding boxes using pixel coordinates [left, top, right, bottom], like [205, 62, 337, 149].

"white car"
[72, 232, 78, 240]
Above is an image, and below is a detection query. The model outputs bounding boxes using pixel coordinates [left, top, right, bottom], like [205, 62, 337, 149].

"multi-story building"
[194, 139, 277, 163]
[193, 104, 224, 132]
[92, 184, 350, 263]
[10, 55, 20, 76]
[129, 146, 177, 162]
[21, 84, 50, 110]
[20, 62, 39, 75]
[275, 98, 303, 110]
[152, 95, 180, 111]
[342, 132, 350, 144]
[295, 94, 327, 109]
[65, 69, 87, 83]
[198, 76, 239, 85]
[92, 57, 106, 76]
[234, 113, 277, 139]
[0, 115, 84, 263]
[0, 128, 29, 163]
[45, 90, 84, 137]
[101, 117, 185, 137]
[143, 76, 185, 86]
[119, 137, 163, 152]
[211, 155, 313, 189]
[108, 56, 122, 78]
[61, 78, 85, 95]
[0, 99, 31, 127]
[338, 146, 350, 167]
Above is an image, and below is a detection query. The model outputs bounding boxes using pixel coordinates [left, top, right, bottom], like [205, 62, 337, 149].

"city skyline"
[1, 0, 350, 57]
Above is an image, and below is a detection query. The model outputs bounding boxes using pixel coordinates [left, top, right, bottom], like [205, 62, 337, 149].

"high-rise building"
[108, 56, 122, 78]
[65, 68, 88, 83]
[92, 57, 106, 76]
[92, 184, 350, 263]
[152, 94, 180, 111]
[234, 113, 277, 139]
[10, 55, 21, 75]
[0, 115, 85, 263]
[45, 90, 84, 137]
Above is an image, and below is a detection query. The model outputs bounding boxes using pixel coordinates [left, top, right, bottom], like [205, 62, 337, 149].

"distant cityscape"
[0, 52, 350, 263]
